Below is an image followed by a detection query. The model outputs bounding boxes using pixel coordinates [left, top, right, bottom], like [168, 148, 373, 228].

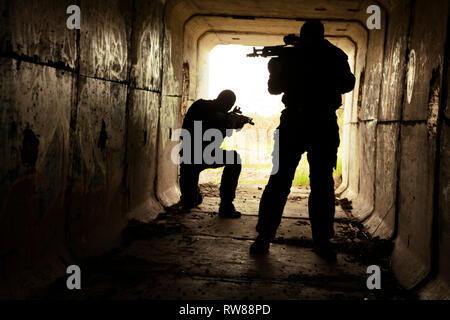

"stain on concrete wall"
[181, 62, 190, 115]
[427, 67, 441, 139]
[406, 49, 416, 105]
[21, 127, 40, 168]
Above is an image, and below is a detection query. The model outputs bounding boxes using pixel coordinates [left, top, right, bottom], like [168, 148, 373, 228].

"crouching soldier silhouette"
[250, 20, 355, 259]
[178, 90, 253, 218]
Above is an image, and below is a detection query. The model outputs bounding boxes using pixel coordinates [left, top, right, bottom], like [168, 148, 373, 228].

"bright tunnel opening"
[200, 44, 344, 187]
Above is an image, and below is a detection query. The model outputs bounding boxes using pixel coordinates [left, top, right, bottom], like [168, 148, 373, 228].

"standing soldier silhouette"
[250, 20, 355, 259]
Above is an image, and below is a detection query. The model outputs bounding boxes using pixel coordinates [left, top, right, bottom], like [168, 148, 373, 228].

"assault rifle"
[228, 106, 254, 126]
[246, 34, 301, 58]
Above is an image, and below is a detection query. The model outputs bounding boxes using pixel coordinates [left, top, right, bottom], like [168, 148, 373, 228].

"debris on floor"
[38, 183, 415, 300]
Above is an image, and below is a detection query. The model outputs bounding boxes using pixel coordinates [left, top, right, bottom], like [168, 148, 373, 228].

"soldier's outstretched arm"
[192, 102, 228, 127]
[226, 113, 247, 130]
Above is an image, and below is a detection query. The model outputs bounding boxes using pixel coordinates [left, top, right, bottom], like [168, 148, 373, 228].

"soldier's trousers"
[256, 119, 339, 245]
[180, 149, 241, 207]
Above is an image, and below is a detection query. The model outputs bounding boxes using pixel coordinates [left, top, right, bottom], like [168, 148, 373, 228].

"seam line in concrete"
[377, 120, 401, 124]
[1, 52, 76, 72]
[358, 119, 376, 122]
[80, 74, 129, 85]
[132, 87, 162, 94]
[400, 119, 427, 126]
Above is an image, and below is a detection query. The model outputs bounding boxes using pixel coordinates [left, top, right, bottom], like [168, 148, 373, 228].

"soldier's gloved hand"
[226, 113, 245, 130]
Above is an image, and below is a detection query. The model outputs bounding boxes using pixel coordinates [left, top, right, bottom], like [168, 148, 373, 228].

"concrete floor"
[38, 183, 415, 300]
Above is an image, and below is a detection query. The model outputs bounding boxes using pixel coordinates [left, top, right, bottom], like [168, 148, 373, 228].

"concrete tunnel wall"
[0, 0, 183, 297]
[353, 0, 450, 297]
[389, 0, 450, 296]
[1, 0, 450, 299]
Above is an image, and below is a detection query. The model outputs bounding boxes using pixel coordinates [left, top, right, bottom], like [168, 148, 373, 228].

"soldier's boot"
[250, 235, 271, 255]
[194, 189, 203, 207]
[312, 239, 336, 261]
[218, 202, 241, 218]
[180, 187, 203, 211]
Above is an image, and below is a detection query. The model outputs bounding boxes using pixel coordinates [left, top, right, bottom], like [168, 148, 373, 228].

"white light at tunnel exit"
[208, 45, 284, 117]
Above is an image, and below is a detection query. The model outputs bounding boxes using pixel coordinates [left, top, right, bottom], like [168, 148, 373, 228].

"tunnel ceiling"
[186, 16, 366, 35]
[187, 16, 366, 49]
[169, 0, 377, 57]
[168, 0, 391, 24]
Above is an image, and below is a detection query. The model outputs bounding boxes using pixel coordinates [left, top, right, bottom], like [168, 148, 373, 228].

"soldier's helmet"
[216, 90, 236, 111]
[300, 20, 325, 41]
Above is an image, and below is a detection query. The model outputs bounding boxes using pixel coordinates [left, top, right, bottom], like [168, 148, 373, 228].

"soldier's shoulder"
[325, 40, 348, 60]
[192, 98, 207, 105]
[185, 100, 201, 116]
[190, 99, 210, 109]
